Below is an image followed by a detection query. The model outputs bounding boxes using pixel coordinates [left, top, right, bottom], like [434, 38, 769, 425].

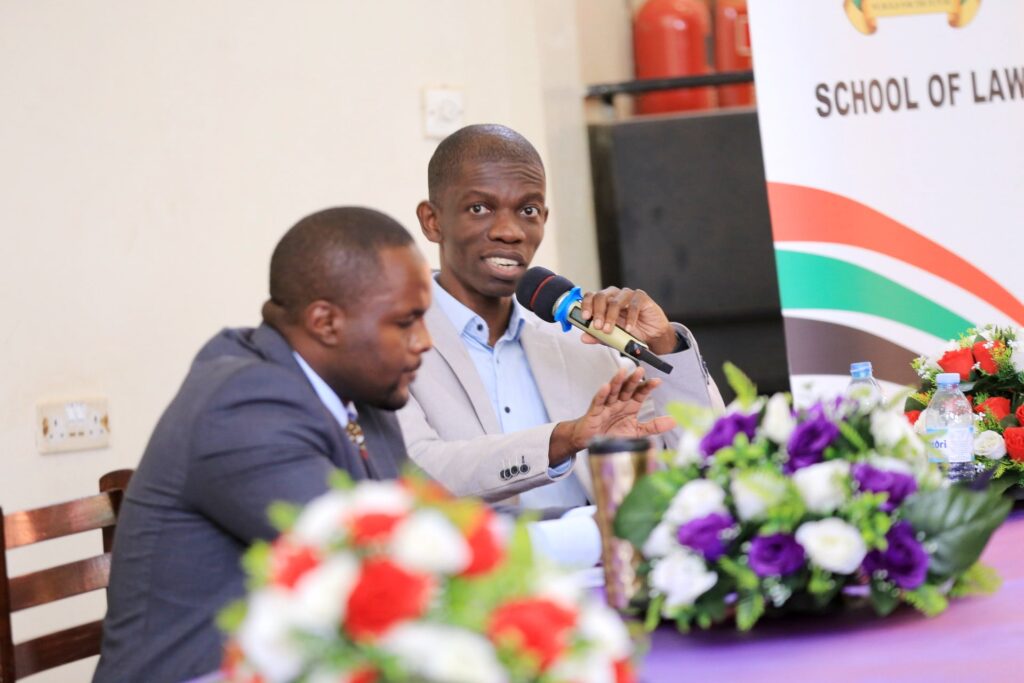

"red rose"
[972, 341, 1004, 375]
[269, 539, 320, 590]
[345, 559, 432, 640]
[937, 347, 974, 380]
[1015, 404, 1024, 427]
[350, 668, 378, 683]
[905, 410, 922, 426]
[615, 659, 637, 683]
[1004, 428, 1024, 462]
[488, 598, 577, 671]
[348, 512, 405, 546]
[975, 396, 1011, 421]
[462, 510, 505, 577]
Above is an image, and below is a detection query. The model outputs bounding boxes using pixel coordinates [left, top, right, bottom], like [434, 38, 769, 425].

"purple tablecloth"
[640, 514, 1024, 683]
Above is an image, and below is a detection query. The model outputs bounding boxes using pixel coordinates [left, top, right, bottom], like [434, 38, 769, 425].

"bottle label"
[926, 426, 974, 464]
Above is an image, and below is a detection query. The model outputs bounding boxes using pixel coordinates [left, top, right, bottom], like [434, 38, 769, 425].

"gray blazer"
[94, 324, 406, 683]
[397, 304, 724, 504]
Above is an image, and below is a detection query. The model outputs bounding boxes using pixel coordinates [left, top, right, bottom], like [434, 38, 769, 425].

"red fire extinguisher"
[633, 0, 714, 115]
[715, 0, 755, 107]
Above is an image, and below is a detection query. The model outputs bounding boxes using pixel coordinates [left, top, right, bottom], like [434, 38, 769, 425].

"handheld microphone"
[515, 267, 674, 374]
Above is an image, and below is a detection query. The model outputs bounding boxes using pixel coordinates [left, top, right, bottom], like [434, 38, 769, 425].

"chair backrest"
[0, 469, 133, 682]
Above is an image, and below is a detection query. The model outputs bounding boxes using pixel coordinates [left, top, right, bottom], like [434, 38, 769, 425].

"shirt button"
[476, 324, 483, 332]
[504, 406, 511, 414]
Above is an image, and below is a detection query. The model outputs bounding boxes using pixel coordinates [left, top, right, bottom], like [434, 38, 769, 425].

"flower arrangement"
[219, 474, 635, 683]
[614, 364, 1010, 632]
[905, 323, 1024, 491]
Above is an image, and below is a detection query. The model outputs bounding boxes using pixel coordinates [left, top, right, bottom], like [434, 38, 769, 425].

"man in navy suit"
[94, 207, 433, 683]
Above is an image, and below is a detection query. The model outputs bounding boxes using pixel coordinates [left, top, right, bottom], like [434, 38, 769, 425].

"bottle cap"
[936, 372, 961, 386]
[850, 361, 873, 377]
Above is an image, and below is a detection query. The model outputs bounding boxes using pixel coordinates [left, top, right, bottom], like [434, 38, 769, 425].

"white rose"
[650, 549, 718, 612]
[870, 409, 911, 449]
[760, 393, 796, 444]
[914, 409, 928, 435]
[290, 555, 359, 634]
[577, 601, 632, 660]
[792, 460, 850, 514]
[350, 480, 413, 515]
[795, 518, 867, 575]
[975, 430, 1008, 460]
[380, 623, 507, 683]
[237, 589, 305, 683]
[292, 490, 351, 545]
[673, 430, 703, 467]
[548, 654, 616, 683]
[1009, 339, 1024, 374]
[641, 521, 677, 559]
[533, 568, 586, 610]
[865, 453, 914, 474]
[390, 509, 470, 575]
[730, 470, 788, 521]
[665, 480, 728, 525]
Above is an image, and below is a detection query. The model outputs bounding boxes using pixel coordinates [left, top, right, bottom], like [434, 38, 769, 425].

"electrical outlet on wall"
[36, 397, 111, 454]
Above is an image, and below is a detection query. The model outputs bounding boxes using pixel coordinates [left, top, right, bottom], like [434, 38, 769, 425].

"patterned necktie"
[345, 414, 369, 461]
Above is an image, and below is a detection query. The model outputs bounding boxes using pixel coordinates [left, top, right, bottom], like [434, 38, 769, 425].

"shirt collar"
[292, 351, 355, 428]
[432, 276, 526, 344]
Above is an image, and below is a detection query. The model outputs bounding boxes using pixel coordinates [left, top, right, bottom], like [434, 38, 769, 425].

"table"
[640, 515, 1024, 683]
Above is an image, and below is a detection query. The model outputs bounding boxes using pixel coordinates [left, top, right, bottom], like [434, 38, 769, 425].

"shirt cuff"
[547, 456, 575, 478]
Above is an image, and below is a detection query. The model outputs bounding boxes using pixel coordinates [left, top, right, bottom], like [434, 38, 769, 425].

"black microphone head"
[515, 266, 575, 323]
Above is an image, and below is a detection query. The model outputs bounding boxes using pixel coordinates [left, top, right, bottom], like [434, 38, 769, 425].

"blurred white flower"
[761, 393, 796, 444]
[665, 480, 728, 525]
[290, 555, 359, 634]
[674, 430, 703, 467]
[795, 518, 867, 575]
[865, 453, 914, 474]
[1008, 339, 1024, 374]
[292, 491, 351, 545]
[533, 568, 586, 610]
[650, 549, 718, 612]
[577, 601, 632, 660]
[237, 590, 304, 683]
[548, 654, 616, 683]
[914, 409, 928, 435]
[641, 521, 677, 559]
[730, 470, 788, 521]
[792, 460, 850, 514]
[390, 509, 470, 575]
[975, 430, 1008, 460]
[871, 409, 913, 449]
[350, 480, 413, 515]
[380, 623, 507, 683]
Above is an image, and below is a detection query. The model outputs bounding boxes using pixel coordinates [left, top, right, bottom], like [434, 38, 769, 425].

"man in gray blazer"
[398, 124, 724, 507]
[94, 207, 432, 683]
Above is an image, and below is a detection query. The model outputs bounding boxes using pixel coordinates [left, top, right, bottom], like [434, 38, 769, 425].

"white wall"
[0, 1, 619, 680]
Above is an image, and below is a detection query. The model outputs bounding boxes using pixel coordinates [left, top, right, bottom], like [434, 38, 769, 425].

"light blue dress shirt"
[432, 279, 589, 509]
[293, 351, 356, 429]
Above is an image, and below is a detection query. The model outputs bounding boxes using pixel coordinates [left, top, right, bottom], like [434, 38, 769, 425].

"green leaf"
[869, 580, 900, 617]
[723, 362, 758, 408]
[904, 583, 948, 617]
[267, 501, 301, 532]
[241, 541, 271, 587]
[949, 562, 1002, 598]
[328, 468, 355, 490]
[645, 594, 666, 631]
[904, 394, 929, 411]
[613, 470, 687, 548]
[837, 420, 869, 453]
[665, 401, 715, 434]
[215, 599, 247, 634]
[901, 486, 1011, 579]
[736, 592, 766, 631]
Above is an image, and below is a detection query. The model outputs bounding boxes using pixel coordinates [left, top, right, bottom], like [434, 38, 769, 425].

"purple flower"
[862, 522, 929, 589]
[748, 533, 806, 577]
[785, 413, 839, 472]
[700, 413, 759, 456]
[676, 513, 735, 561]
[852, 464, 918, 512]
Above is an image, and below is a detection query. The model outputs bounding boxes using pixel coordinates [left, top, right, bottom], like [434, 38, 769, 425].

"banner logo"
[844, 0, 981, 34]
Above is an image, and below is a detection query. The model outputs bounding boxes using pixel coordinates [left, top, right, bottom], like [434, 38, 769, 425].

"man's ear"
[303, 299, 344, 346]
[417, 200, 443, 244]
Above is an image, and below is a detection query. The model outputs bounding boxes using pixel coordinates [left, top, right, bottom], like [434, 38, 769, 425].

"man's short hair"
[427, 124, 544, 203]
[269, 207, 413, 317]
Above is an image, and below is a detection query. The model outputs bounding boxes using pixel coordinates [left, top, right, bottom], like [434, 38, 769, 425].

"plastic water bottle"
[924, 372, 976, 482]
[845, 361, 884, 408]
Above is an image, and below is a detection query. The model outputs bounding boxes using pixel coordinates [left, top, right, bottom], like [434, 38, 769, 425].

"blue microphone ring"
[553, 286, 583, 333]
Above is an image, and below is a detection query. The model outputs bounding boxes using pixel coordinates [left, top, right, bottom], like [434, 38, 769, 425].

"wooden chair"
[0, 469, 133, 681]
